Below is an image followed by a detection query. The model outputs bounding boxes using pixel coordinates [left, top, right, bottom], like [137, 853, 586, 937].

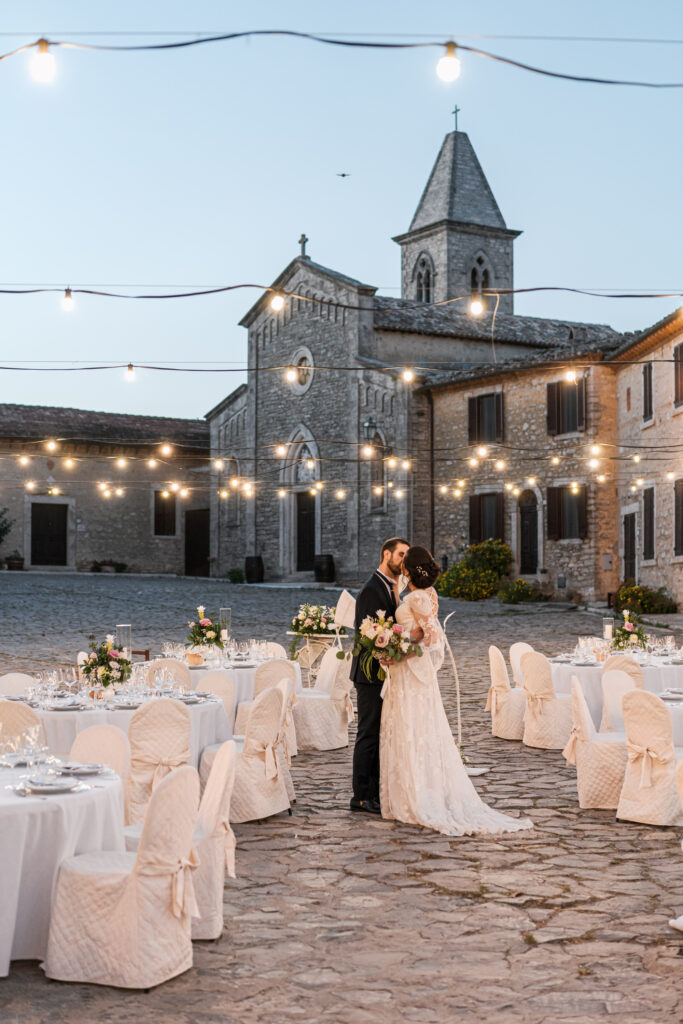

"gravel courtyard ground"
[1, 574, 682, 1023]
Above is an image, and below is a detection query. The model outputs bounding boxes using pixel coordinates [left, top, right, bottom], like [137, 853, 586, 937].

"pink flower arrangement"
[625, 621, 634, 632]
[375, 631, 390, 649]
[200, 618, 211, 627]
[392, 624, 403, 634]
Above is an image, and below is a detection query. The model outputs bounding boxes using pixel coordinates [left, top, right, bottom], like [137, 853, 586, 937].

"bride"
[379, 545, 533, 837]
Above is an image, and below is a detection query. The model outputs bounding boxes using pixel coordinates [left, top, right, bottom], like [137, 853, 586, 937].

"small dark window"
[154, 490, 176, 536]
[547, 379, 586, 436]
[469, 492, 504, 544]
[675, 344, 683, 406]
[547, 485, 587, 541]
[468, 393, 504, 444]
[675, 480, 683, 556]
[643, 362, 653, 421]
[643, 487, 655, 560]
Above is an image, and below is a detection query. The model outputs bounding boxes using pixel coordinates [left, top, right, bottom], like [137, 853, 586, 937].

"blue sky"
[1, 1, 681, 419]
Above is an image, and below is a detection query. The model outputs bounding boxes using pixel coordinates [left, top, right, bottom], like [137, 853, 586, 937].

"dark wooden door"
[296, 491, 316, 571]
[519, 491, 538, 575]
[185, 508, 210, 577]
[31, 502, 68, 565]
[623, 512, 636, 582]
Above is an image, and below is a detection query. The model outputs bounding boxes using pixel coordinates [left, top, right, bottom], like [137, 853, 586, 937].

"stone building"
[0, 405, 210, 574]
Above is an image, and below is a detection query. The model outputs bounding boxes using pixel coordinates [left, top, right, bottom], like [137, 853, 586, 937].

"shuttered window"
[546, 485, 588, 540]
[154, 490, 176, 536]
[643, 487, 655, 560]
[547, 379, 586, 435]
[468, 393, 504, 444]
[643, 362, 654, 421]
[675, 480, 683, 556]
[469, 492, 505, 544]
[675, 345, 683, 407]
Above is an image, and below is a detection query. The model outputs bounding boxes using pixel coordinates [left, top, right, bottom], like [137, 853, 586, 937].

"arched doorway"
[519, 490, 538, 575]
[280, 428, 321, 575]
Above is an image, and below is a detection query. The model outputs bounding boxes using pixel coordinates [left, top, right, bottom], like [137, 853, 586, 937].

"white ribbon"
[525, 692, 550, 718]
[485, 685, 500, 714]
[562, 727, 579, 765]
[218, 818, 237, 879]
[132, 748, 190, 790]
[627, 741, 673, 788]
[138, 846, 199, 919]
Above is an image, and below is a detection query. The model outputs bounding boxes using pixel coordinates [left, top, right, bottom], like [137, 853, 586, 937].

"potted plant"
[5, 550, 24, 571]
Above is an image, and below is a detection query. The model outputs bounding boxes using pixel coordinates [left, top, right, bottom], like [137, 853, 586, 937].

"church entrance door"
[519, 490, 538, 575]
[185, 508, 210, 576]
[296, 491, 316, 571]
[31, 502, 68, 566]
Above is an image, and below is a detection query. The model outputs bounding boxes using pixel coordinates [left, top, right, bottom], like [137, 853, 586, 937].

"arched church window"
[470, 255, 491, 311]
[370, 434, 386, 511]
[415, 255, 433, 303]
[295, 444, 316, 484]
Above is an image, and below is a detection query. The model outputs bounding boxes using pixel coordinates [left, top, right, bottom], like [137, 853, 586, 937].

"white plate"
[659, 692, 683, 702]
[188, 664, 205, 671]
[25, 777, 80, 794]
[44, 704, 85, 712]
[112, 703, 141, 710]
[229, 662, 256, 670]
[57, 762, 107, 776]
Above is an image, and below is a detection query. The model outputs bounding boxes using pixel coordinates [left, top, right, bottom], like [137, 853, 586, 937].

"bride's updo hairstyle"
[403, 546, 440, 589]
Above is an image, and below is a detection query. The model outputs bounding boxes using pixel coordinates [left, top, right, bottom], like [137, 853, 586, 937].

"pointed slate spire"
[409, 131, 507, 232]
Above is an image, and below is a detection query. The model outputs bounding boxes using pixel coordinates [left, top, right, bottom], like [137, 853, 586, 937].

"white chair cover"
[312, 646, 341, 695]
[292, 658, 355, 751]
[233, 660, 298, 741]
[230, 688, 290, 823]
[334, 590, 357, 629]
[669, 763, 683, 932]
[601, 653, 644, 688]
[485, 646, 525, 740]
[146, 658, 192, 691]
[521, 651, 573, 750]
[509, 642, 534, 688]
[617, 690, 683, 826]
[125, 698, 191, 825]
[70, 725, 131, 783]
[295, 641, 329, 678]
[0, 672, 35, 696]
[274, 680, 297, 804]
[264, 642, 287, 659]
[197, 674, 236, 789]
[599, 670, 636, 733]
[44, 766, 199, 989]
[0, 701, 44, 743]
[562, 676, 628, 809]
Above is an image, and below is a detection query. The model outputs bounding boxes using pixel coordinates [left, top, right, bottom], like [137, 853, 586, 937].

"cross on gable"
[299, 233, 309, 258]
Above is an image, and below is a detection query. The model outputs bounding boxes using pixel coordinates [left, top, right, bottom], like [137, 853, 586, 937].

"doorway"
[623, 512, 636, 582]
[185, 508, 210, 576]
[31, 502, 68, 566]
[519, 490, 538, 575]
[296, 491, 316, 571]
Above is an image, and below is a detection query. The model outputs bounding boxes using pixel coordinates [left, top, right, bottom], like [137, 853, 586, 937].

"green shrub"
[228, 568, 245, 584]
[498, 578, 545, 604]
[0, 507, 13, 549]
[437, 563, 499, 601]
[614, 581, 677, 615]
[463, 539, 514, 578]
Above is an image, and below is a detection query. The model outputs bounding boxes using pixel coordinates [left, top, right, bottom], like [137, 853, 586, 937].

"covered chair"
[562, 676, 628, 809]
[125, 698, 191, 825]
[509, 642, 534, 688]
[521, 651, 572, 750]
[601, 653, 644, 688]
[485, 646, 525, 740]
[616, 690, 683, 826]
[274, 680, 297, 803]
[668, 763, 683, 932]
[0, 701, 44, 742]
[69, 725, 131, 783]
[264, 642, 287, 659]
[233, 659, 298, 741]
[146, 658, 192, 691]
[334, 589, 357, 630]
[0, 672, 35, 696]
[126, 741, 237, 941]
[230, 688, 290, 823]
[310, 646, 342, 695]
[198, 674, 236, 788]
[292, 658, 355, 751]
[599, 669, 636, 733]
[295, 640, 329, 683]
[43, 766, 199, 989]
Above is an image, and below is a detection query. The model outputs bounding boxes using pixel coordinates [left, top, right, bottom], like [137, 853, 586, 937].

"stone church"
[207, 130, 623, 586]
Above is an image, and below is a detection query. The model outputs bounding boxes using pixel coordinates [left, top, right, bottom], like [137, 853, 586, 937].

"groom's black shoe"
[350, 797, 381, 815]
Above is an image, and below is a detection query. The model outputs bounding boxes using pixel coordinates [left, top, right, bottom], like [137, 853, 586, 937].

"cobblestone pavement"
[1, 575, 683, 1023]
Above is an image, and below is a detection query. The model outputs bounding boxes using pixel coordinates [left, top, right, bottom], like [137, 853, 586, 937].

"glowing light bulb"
[19, 456, 29, 466]
[505, 482, 513, 492]
[395, 489, 404, 499]
[439, 485, 448, 494]
[635, 477, 644, 486]
[468, 457, 478, 468]
[64, 458, 74, 468]
[373, 486, 383, 496]
[589, 458, 599, 469]
[270, 293, 285, 312]
[147, 459, 157, 469]
[230, 477, 239, 489]
[243, 484, 254, 497]
[453, 488, 462, 498]
[565, 369, 577, 383]
[278, 489, 287, 498]
[285, 367, 297, 383]
[436, 41, 461, 82]
[30, 40, 56, 83]
[125, 363, 135, 382]
[469, 299, 483, 317]
[457, 479, 465, 487]
[512, 487, 521, 496]
[103, 489, 112, 498]
[590, 445, 600, 456]
[402, 460, 411, 471]
[495, 460, 505, 471]
[667, 471, 675, 480]
[306, 459, 315, 470]
[46, 440, 57, 452]
[115, 488, 124, 497]
[402, 368, 415, 383]
[98, 482, 107, 491]
[309, 488, 316, 497]
[275, 445, 287, 458]
[315, 481, 324, 491]
[362, 445, 374, 458]
[160, 444, 172, 456]
[61, 288, 74, 312]
[179, 488, 188, 498]
[213, 459, 224, 470]
[597, 474, 606, 483]
[527, 476, 536, 486]
[633, 454, 640, 464]
[387, 481, 394, 489]
[26, 480, 35, 490]
[51, 487, 61, 496]
[170, 482, 179, 492]
[161, 489, 170, 498]
[115, 458, 127, 469]
[387, 457, 398, 469]
[336, 489, 346, 500]
[476, 446, 488, 458]
[630, 485, 637, 493]
[219, 489, 228, 498]
[551, 456, 560, 466]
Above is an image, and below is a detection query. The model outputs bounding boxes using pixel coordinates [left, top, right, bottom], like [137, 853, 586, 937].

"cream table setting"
[0, 751, 124, 977]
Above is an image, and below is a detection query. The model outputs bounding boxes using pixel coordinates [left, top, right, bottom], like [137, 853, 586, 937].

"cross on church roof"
[299, 233, 309, 258]
[451, 105, 460, 131]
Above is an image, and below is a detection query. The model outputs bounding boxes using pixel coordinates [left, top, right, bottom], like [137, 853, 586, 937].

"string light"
[494, 459, 506, 470]
[401, 460, 411, 470]
[103, 489, 112, 498]
[115, 458, 127, 468]
[61, 288, 74, 312]
[230, 477, 239, 488]
[457, 479, 465, 487]
[667, 471, 675, 480]
[18, 456, 29, 466]
[270, 293, 285, 312]
[440, 485, 448, 494]
[469, 299, 484, 316]
[373, 486, 383, 496]
[527, 476, 536, 485]
[179, 488, 188, 497]
[335, 489, 346, 499]
[275, 445, 287, 457]
[213, 458, 224, 470]
[476, 446, 488, 458]
[115, 487, 124, 497]
[468, 457, 478, 468]
[362, 445, 374, 458]
[402, 368, 415, 383]
[25, 480, 35, 490]
[597, 474, 606, 482]
[147, 458, 157, 468]
[285, 367, 297, 383]
[278, 488, 287, 498]
[630, 484, 637, 493]
[30, 40, 56, 83]
[315, 481, 324, 490]
[565, 369, 578, 383]
[453, 487, 462, 497]
[64, 458, 74, 468]
[309, 487, 316, 497]
[635, 477, 644, 486]
[387, 457, 398, 469]
[505, 482, 513, 491]
[512, 487, 521, 496]
[589, 458, 599, 468]
[395, 489, 404, 499]
[125, 363, 135, 381]
[633, 454, 641, 463]
[50, 486, 61, 495]
[219, 489, 228, 498]
[551, 456, 560, 465]
[305, 458, 315, 470]
[387, 481, 394, 489]
[97, 482, 107, 491]
[169, 482, 179, 492]
[590, 444, 600, 455]
[243, 484, 254, 497]
[45, 440, 57, 452]
[160, 444, 173, 456]
[436, 41, 461, 82]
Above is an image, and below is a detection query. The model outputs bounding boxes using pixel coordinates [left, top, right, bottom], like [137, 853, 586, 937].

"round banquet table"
[189, 661, 303, 728]
[551, 660, 683, 741]
[0, 764, 124, 976]
[33, 698, 232, 766]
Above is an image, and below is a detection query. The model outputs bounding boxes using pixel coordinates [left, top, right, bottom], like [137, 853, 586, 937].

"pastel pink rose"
[304, 618, 313, 627]
[625, 622, 634, 632]
[392, 624, 403, 634]
[200, 618, 211, 627]
[109, 650, 120, 659]
[375, 631, 390, 649]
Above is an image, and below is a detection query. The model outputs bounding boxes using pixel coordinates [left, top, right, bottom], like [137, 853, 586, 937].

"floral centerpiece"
[82, 634, 132, 689]
[612, 609, 647, 651]
[345, 610, 422, 682]
[186, 605, 223, 648]
[289, 603, 344, 656]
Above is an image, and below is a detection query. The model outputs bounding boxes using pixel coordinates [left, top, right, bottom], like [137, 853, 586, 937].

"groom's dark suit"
[350, 571, 398, 804]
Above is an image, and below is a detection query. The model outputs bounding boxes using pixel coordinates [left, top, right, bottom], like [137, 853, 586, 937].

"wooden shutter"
[546, 382, 559, 436]
[495, 392, 504, 442]
[675, 481, 683, 556]
[546, 486, 560, 540]
[495, 491, 505, 541]
[675, 345, 683, 406]
[643, 363, 653, 421]
[469, 494, 482, 544]
[643, 487, 655, 560]
[468, 397, 478, 444]
[578, 485, 588, 540]
[576, 378, 586, 432]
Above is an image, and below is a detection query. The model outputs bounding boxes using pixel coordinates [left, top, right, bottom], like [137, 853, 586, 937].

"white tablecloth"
[190, 661, 303, 728]
[551, 661, 683, 742]
[35, 699, 232, 767]
[0, 765, 124, 976]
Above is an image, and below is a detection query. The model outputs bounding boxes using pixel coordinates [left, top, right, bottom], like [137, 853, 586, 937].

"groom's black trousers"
[352, 681, 383, 803]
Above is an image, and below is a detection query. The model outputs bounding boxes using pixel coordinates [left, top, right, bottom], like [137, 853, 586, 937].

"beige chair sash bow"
[138, 847, 199, 919]
[245, 737, 278, 780]
[485, 685, 503, 714]
[525, 691, 550, 718]
[627, 741, 674, 788]
[331, 692, 355, 722]
[218, 817, 237, 878]
[562, 727, 579, 766]
[133, 746, 190, 789]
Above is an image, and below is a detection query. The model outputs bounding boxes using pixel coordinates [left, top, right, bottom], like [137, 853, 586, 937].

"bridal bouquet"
[348, 610, 422, 682]
[82, 634, 132, 688]
[186, 605, 223, 648]
[612, 609, 647, 651]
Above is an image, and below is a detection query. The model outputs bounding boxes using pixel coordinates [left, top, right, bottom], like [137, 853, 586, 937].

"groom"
[350, 537, 417, 815]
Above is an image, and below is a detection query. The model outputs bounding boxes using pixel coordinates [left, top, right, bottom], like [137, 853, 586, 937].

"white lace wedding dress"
[379, 588, 533, 837]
